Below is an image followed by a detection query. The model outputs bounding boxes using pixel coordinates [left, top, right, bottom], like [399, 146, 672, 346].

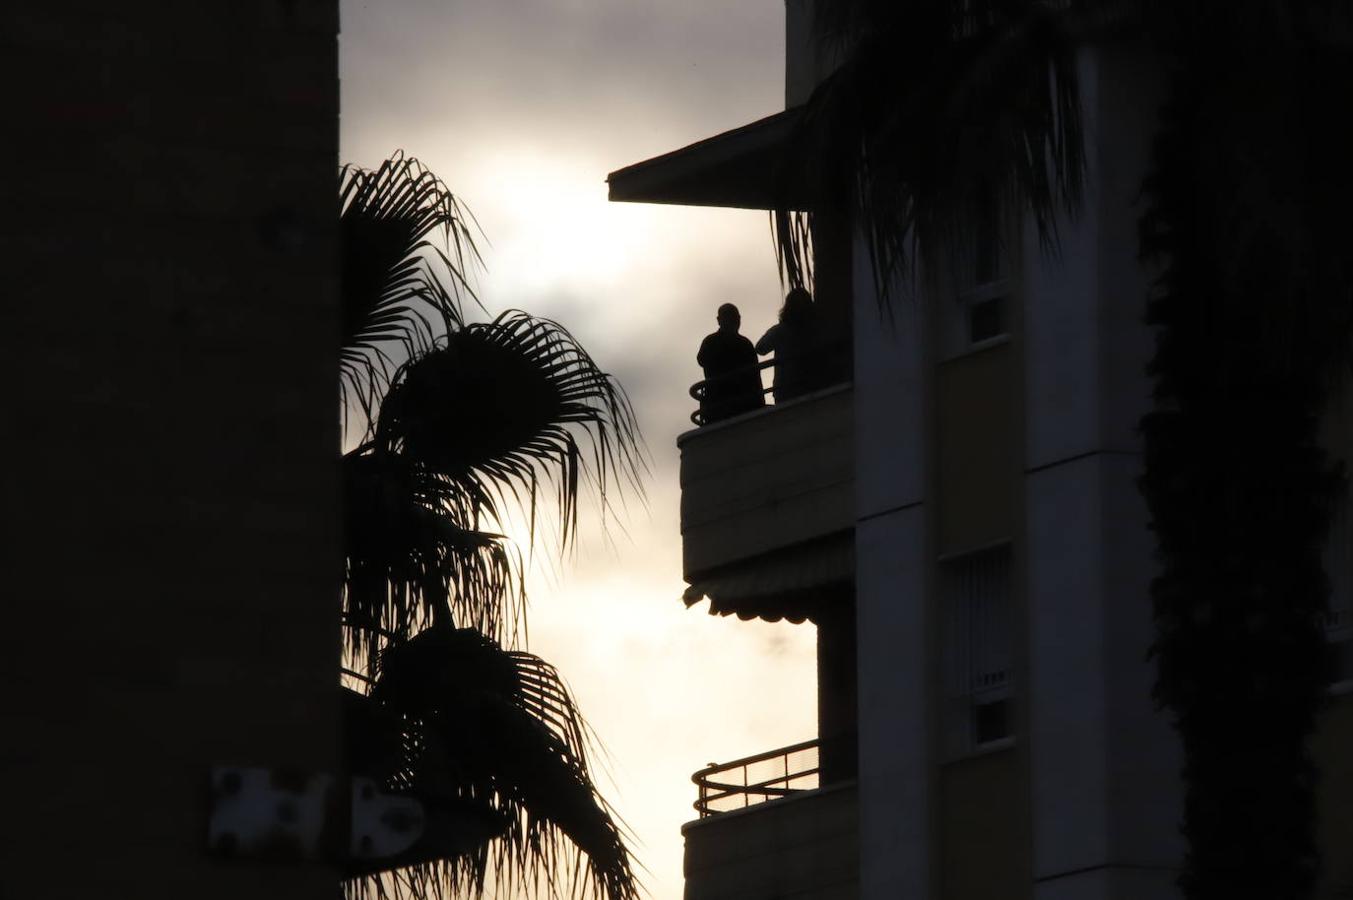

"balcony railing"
[692, 739, 821, 817]
[689, 343, 851, 427]
[688, 358, 775, 426]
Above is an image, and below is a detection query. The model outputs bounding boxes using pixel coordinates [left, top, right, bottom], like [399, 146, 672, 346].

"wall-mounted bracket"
[207, 766, 424, 864]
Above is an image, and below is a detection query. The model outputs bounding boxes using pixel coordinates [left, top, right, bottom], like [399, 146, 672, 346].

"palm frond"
[785, 0, 1085, 309]
[340, 151, 484, 429]
[343, 451, 524, 676]
[344, 628, 640, 900]
[373, 311, 647, 553]
[771, 208, 815, 293]
[342, 686, 515, 899]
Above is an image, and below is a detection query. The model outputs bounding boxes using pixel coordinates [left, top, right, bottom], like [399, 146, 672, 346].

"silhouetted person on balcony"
[756, 287, 824, 402]
[697, 303, 764, 423]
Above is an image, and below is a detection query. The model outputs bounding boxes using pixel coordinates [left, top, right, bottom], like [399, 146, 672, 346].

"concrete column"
[853, 238, 930, 899]
[1022, 44, 1180, 900]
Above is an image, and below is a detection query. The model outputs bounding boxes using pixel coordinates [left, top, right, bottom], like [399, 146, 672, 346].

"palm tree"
[337, 153, 644, 900]
[781, 3, 1353, 898]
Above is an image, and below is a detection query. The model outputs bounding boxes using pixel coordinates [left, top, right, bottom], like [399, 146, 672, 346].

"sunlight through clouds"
[463, 150, 651, 292]
[340, 2, 808, 897]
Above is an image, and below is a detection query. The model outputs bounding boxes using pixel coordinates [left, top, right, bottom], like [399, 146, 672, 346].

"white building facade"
[608, 5, 1353, 898]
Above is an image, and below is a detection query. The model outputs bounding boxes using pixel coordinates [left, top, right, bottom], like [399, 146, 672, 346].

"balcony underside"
[606, 108, 813, 211]
[682, 532, 852, 624]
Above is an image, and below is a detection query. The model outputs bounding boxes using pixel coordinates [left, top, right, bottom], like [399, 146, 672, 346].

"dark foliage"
[343, 629, 637, 900]
[374, 311, 645, 554]
[339, 152, 481, 427]
[337, 154, 644, 900]
[1136, 9, 1353, 897]
[780, 0, 1085, 307]
[343, 451, 522, 665]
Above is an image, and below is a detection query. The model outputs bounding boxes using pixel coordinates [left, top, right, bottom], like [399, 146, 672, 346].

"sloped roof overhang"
[606, 108, 814, 212]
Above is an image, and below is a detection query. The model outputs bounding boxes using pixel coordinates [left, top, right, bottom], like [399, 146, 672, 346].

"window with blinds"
[941, 543, 1015, 755]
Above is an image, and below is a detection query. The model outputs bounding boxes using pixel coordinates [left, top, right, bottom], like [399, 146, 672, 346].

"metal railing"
[689, 343, 851, 427]
[688, 358, 776, 426]
[692, 739, 821, 817]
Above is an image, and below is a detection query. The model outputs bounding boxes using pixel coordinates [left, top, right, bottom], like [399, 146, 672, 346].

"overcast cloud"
[340, 3, 818, 898]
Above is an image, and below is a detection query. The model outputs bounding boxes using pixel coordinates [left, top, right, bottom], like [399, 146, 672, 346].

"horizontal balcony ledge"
[680, 384, 855, 579]
[678, 382, 852, 445]
[682, 775, 859, 900]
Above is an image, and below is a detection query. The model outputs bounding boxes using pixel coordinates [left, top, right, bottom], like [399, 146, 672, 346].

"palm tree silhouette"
[337, 153, 643, 900]
[781, 3, 1353, 898]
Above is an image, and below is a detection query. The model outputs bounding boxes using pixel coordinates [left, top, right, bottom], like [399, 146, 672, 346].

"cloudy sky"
[339, 2, 817, 897]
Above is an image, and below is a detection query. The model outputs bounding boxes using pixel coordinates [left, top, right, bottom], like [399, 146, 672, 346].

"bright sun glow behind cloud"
[466, 151, 651, 292]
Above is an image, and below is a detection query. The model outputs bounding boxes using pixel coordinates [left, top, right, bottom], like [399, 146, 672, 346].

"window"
[943, 184, 1012, 356]
[941, 544, 1014, 755]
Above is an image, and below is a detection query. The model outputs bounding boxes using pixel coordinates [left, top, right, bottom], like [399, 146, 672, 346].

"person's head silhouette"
[780, 287, 814, 326]
[716, 303, 742, 333]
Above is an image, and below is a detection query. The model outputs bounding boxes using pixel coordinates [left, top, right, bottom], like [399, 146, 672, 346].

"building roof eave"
[606, 107, 814, 212]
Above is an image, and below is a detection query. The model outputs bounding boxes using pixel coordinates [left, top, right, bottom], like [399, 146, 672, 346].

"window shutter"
[942, 545, 1014, 753]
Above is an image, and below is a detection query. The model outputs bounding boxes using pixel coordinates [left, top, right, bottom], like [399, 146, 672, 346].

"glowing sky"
[339, 2, 818, 897]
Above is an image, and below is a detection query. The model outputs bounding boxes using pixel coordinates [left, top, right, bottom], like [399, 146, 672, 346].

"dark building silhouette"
[3, 4, 341, 897]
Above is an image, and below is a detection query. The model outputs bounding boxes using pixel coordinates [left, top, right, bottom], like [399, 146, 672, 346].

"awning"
[682, 533, 853, 624]
[606, 108, 814, 211]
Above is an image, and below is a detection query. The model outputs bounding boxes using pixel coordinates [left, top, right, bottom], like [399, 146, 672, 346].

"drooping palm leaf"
[341, 686, 513, 885]
[343, 452, 524, 676]
[780, 0, 1085, 307]
[340, 152, 483, 427]
[344, 628, 639, 900]
[373, 311, 646, 552]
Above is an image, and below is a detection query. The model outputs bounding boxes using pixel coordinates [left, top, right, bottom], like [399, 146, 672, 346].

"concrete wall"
[1023, 45, 1180, 900]
[939, 749, 1031, 900]
[684, 784, 859, 900]
[1314, 693, 1353, 898]
[785, 0, 843, 108]
[935, 343, 1018, 555]
[818, 602, 860, 782]
[2, 3, 341, 897]
[680, 386, 854, 578]
[852, 239, 931, 898]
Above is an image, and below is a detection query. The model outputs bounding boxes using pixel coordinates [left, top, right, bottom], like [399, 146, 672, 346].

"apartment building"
[4, 4, 341, 897]
[606, 4, 1353, 898]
